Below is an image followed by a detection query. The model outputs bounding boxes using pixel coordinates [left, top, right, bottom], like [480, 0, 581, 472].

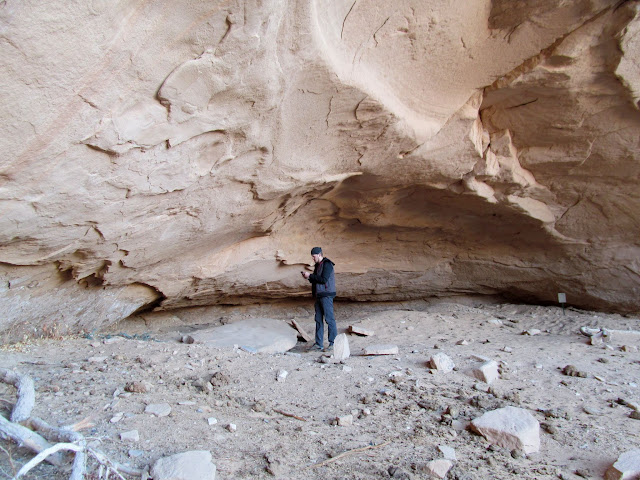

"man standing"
[301, 247, 337, 351]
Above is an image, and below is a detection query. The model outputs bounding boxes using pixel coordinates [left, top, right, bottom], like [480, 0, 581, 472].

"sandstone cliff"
[1, 0, 639, 341]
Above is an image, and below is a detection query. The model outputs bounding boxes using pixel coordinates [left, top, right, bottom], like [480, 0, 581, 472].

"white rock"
[337, 414, 353, 426]
[524, 329, 541, 336]
[87, 356, 107, 363]
[348, 325, 374, 336]
[438, 445, 457, 461]
[472, 360, 500, 384]
[428, 353, 455, 373]
[226, 423, 236, 432]
[470, 406, 540, 454]
[207, 417, 218, 425]
[110, 412, 124, 423]
[426, 459, 453, 478]
[151, 450, 216, 480]
[333, 333, 350, 361]
[488, 318, 503, 326]
[145, 403, 172, 417]
[120, 430, 140, 443]
[363, 344, 398, 355]
[456, 339, 471, 345]
[605, 449, 640, 480]
[276, 369, 288, 382]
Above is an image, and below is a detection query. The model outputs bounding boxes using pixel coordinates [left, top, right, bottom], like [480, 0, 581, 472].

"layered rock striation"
[1, 0, 639, 340]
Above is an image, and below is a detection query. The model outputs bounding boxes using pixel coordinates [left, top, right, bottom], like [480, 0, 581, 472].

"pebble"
[438, 445, 457, 461]
[110, 412, 124, 423]
[226, 423, 237, 432]
[425, 459, 452, 479]
[472, 360, 500, 384]
[337, 414, 353, 426]
[524, 329, 541, 336]
[207, 417, 218, 425]
[276, 369, 288, 382]
[562, 365, 587, 378]
[145, 403, 172, 417]
[87, 356, 107, 363]
[128, 449, 144, 458]
[120, 430, 140, 443]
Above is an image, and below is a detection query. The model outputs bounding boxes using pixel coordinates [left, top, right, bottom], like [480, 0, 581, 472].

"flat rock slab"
[606, 449, 640, 480]
[470, 406, 540, 454]
[151, 450, 216, 480]
[472, 360, 500, 384]
[348, 325, 374, 336]
[362, 344, 399, 355]
[188, 318, 298, 354]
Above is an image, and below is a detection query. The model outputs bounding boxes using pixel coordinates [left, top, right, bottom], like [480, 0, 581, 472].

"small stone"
[502, 346, 513, 353]
[348, 325, 374, 336]
[605, 449, 640, 480]
[151, 451, 216, 480]
[562, 365, 587, 378]
[583, 406, 602, 415]
[145, 403, 172, 417]
[342, 365, 352, 372]
[362, 344, 399, 355]
[456, 339, 471, 345]
[87, 356, 107, 363]
[438, 445, 457, 461]
[472, 360, 500, 384]
[226, 423, 237, 432]
[425, 459, 453, 479]
[103, 337, 123, 344]
[181, 335, 195, 344]
[128, 449, 144, 458]
[630, 411, 640, 420]
[276, 369, 288, 382]
[488, 319, 503, 326]
[120, 430, 140, 443]
[207, 417, 218, 425]
[428, 353, 455, 373]
[125, 381, 152, 393]
[523, 329, 541, 336]
[110, 412, 124, 423]
[622, 345, 638, 353]
[470, 406, 540, 454]
[337, 414, 353, 426]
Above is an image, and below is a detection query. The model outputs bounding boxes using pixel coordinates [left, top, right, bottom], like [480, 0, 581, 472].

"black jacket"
[309, 258, 336, 298]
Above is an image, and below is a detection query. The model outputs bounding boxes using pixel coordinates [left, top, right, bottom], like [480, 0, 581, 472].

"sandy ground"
[1, 298, 639, 480]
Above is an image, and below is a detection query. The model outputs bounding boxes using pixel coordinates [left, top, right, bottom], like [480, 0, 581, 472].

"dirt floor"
[1, 298, 639, 479]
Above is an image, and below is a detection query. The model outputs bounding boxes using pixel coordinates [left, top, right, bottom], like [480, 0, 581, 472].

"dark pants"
[314, 296, 337, 348]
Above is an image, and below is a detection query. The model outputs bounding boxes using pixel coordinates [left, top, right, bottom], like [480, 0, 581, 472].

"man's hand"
[301, 271, 310, 279]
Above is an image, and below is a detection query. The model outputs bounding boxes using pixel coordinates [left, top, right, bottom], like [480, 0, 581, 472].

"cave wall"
[1, 0, 639, 341]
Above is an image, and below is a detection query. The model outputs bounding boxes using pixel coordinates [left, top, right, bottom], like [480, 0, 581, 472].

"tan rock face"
[1, 0, 639, 340]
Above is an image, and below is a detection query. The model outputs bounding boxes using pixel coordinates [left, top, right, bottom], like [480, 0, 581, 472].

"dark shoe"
[323, 343, 334, 352]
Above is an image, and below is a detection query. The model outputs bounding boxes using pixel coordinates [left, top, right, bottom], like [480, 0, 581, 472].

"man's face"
[311, 253, 322, 264]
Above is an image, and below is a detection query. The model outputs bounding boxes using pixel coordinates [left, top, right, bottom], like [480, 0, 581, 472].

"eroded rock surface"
[1, 0, 640, 340]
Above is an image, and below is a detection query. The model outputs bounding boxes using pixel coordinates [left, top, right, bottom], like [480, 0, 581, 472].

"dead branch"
[306, 440, 391, 469]
[12, 442, 82, 478]
[0, 414, 63, 466]
[273, 409, 307, 421]
[0, 368, 35, 422]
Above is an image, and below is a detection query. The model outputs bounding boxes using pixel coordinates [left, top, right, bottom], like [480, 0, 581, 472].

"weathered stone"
[145, 403, 172, 417]
[438, 445, 457, 461]
[348, 325, 375, 336]
[470, 406, 540, 454]
[188, 319, 297, 354]
[425, 459, 453, 479]
[337, 414, 353, 426]
[125, 381, 152, 393]
[151, 451, 216, 480]
[120, 430, 140, 443]
[276, 369, 288, 382]
[363, 345, 399, 356]
[428, 353, 455, 373]
[605, 450, 640, 480]
[472, 360, 500, 384]
[333, 333, 350, 361]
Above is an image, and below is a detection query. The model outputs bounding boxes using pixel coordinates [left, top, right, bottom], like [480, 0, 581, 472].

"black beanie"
[311, 247, 322, 255]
